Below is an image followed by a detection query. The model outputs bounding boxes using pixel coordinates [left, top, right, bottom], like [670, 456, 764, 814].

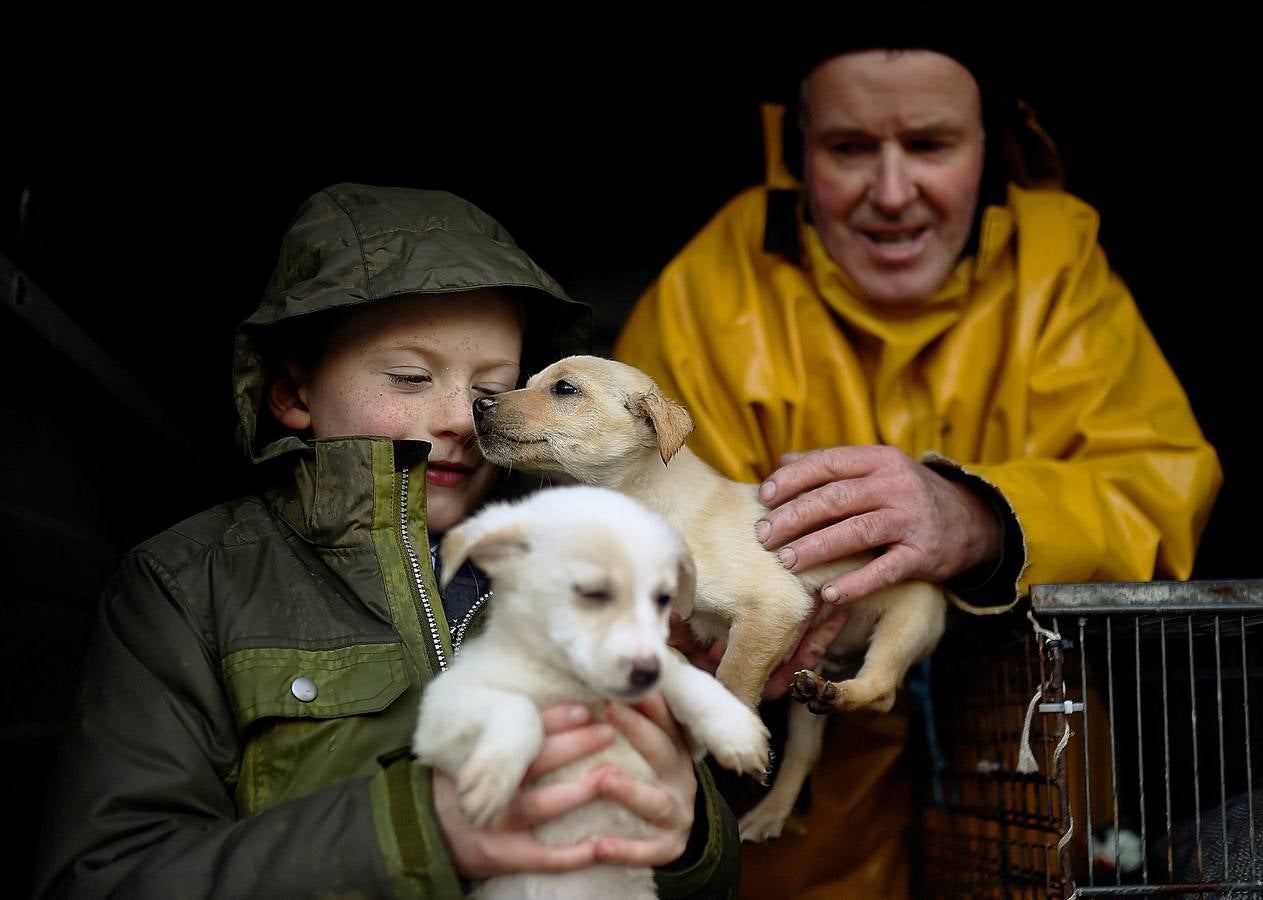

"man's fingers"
[759, 446, 885, 507]
[820, 548, 913, 604]
[777, 512, 897, 573]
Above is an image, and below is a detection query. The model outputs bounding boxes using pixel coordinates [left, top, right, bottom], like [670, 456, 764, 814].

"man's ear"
[267, 361, 313, 432]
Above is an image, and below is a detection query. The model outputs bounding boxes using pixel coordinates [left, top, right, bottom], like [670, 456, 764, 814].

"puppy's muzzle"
[473, 396, 498, 426]
[628, 656, 661, 690]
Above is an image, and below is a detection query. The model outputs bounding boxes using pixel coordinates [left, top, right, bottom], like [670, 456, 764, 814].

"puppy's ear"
[673, 551, 697, 620]
[632, 390, 694, 465]
[438, 519, 529, 588]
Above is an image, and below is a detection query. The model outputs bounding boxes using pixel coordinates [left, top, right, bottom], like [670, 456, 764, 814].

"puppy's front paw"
[703, 706, 771, 779]
[456, 749, 524, 827]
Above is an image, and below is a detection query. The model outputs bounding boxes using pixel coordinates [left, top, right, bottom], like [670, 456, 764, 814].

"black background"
[5, 19, 1257, 895]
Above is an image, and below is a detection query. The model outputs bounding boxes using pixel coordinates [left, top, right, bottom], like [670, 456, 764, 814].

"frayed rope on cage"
[1016, 611, 1064, 774]
[1013, 611, 1077, 853]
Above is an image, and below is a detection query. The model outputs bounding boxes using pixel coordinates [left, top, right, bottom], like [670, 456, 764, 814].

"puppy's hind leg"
[738, 699, 827, 842]
[794, 586, 946, 714]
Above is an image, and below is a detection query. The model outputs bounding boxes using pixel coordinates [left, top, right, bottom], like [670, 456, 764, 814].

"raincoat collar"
[264, 437, 430, 551]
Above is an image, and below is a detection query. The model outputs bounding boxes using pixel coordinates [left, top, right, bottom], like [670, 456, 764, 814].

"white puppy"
[472, 356, 948, 842]
[412, 485, 770, 899]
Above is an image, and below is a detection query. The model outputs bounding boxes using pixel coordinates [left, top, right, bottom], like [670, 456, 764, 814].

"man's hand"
[754, 446, 1002, 603]
[668, 600, 848, 701]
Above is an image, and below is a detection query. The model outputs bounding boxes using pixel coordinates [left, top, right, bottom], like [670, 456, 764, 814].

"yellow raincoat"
[614, 107, 1221, 898]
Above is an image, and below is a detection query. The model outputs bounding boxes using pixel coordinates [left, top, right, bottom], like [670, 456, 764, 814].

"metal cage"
[913, 580, 1263, 899]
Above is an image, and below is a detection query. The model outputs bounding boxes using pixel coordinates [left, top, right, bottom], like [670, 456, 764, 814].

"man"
[615, 17, 1221, 898]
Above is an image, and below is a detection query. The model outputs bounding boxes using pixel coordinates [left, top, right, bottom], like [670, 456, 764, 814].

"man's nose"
[869, 145, 916, 213]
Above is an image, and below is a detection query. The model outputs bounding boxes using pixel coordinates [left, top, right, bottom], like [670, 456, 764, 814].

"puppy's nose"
[628, 657, 660, 689]
[473, 396, 497, 422]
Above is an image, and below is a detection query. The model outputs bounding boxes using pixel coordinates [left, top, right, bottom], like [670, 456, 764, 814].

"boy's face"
[284, 290, 524, 533]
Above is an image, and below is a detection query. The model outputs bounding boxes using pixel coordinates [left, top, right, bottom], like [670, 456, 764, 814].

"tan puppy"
[413, 485, 770, 898]
[474, 355, 947, 841]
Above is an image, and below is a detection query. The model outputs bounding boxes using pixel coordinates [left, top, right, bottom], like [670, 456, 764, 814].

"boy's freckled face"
[299, 290, 524, 533]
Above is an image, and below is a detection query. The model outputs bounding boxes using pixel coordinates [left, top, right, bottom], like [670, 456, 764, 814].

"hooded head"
[233, 184, 591, 464]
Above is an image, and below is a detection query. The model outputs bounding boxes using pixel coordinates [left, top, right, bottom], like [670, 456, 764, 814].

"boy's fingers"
[523, 723, 615, 782]
[486, 834, 599, 873]
[510, 765, 617, 824]
[595, 770, 687, 830]
[608, 697, 690, 771]
[539, 704, 594, 734]
[594, 834, 688, 868]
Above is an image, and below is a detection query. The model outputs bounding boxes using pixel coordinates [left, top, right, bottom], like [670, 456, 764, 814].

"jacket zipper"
[452, 590, 493, 658]
[398, 468, 449, 673]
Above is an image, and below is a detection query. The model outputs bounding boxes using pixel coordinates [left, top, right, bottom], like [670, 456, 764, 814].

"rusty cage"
[911, 580, 1263, 898]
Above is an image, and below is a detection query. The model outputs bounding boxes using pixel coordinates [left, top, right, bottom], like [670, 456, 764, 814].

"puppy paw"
[792, 670, 899, 713]
[456, 751, 523, 827]
[701, 707, 771, 778]
[790, 669, 838, 715]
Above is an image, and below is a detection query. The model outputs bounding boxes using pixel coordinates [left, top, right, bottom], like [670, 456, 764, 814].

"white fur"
[413, 485, 769, 899]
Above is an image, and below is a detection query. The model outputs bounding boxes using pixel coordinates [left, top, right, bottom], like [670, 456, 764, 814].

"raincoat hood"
[233, 183, 590, 463]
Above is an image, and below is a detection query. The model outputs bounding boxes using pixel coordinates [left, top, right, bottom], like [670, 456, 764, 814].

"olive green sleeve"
[655, 761, 742, 899]
[371, 757, 465, 899]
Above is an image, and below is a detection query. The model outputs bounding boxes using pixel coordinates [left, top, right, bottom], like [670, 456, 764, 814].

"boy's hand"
[433, 703, 612, 879]
[432, 698, 699, 878]
[592, 695, 696, 867]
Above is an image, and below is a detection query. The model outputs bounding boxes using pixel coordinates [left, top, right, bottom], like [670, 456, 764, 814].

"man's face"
[802, 50, 985, 306]
[297, 290, 524, 533]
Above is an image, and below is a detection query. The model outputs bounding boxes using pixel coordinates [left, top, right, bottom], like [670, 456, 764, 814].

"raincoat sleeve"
[33, 549, 464, 900]
[614, 199, 1221, 611]
[951, 243, 1222, 604]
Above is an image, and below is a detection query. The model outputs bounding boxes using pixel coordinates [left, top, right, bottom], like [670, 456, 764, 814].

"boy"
[34, 184, 739, 898]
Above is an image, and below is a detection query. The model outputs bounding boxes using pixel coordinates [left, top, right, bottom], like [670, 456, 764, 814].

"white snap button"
[291, 676, 318, 702]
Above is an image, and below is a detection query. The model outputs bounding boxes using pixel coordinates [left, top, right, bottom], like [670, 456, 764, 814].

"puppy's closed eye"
[574, 583, 613, 604]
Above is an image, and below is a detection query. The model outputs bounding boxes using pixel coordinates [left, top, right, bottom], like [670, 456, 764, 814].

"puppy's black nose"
[628, 657, 660, 689]
[473, 396, 497, 421]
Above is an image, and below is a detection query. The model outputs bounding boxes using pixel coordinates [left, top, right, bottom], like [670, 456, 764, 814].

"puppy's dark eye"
[553, 379, 578, 395]
[657, 593, 673, 609]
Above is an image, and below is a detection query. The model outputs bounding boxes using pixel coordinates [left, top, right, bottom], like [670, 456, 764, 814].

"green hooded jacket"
[33, 184, 740, 899]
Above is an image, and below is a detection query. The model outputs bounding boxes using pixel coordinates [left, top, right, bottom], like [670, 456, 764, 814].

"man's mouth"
[858, 226, 930, 262]
[865, 227, 926, 244]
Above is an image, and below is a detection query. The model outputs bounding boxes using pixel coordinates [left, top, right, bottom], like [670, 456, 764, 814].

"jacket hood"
[233, 183, 591, 463]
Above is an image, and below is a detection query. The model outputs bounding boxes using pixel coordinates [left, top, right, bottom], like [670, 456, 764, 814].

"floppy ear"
[633, 390, 695, 465]
[438, 518, 529, 588]
[673, 551, 696, 620]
